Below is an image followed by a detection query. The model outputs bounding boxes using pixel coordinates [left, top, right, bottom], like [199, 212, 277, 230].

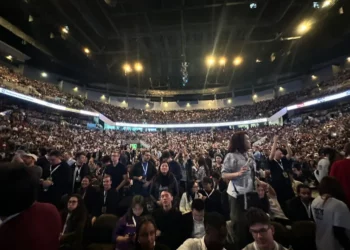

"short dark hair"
[75, 152, 86, 159]
[202, 176, 213, 185]
[228, 131, 248, 154]
[160, 189, 173, 196]
[204, 212, 226, 231]
[161, 151, 171, 160]
[49, 150, 61, 158]
[297, 184, 310, 194]
[192, 199, 205, 211]
[38, 147, 47, 156]
[135, 216, 157, 247]
[276, 148, 287, 155]
[246, 207, 270, 227]
[318, 176, 346, 203]
[101, 155, 111, 164]
[103, 174, 112, 180]
[0, 163, 38, 216]
[142, 150, 150, 155]
[212, 172, 221, 179]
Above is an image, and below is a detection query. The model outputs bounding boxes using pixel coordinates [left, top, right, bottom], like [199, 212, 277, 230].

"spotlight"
[73, 87, 78, 92]
[61, 26, 69, 34]
[253, 94, 257, 99]
[186, 103, 190, 107]
[233, 56, 243, 66]
[279, 86, 284, 91]
[227, 99, 232, 104]
[312, 75, 317, 80]
[123, 64, 132, 74]
[219, 57, 227, 66]
[145, 103, 150, 108]
[347, 57, 350, 62]
[101, 95, 106, 100]
[256, 58, 262, 63]
[50, 32, 55, 39]
[134, 62, 143, 72]
[313, 2, 320, 8]
[28, 15, 34, 22]
[206, 56, 216, 67]
[5, 55, 12, 61]
[83, 47, 90, 54]
[41, 72, 48, 78]
[297, 20, 313, 35]
[164, 102, 168, 107]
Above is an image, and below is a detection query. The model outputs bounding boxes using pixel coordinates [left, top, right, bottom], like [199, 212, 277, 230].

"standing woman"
[195, 157, 210, 186]
[150, 162, 179, 206]
[221, 131, 256, 249]
[78, 176, 97, 215]
[133, 216, 170, 250]
[311, 176, 350, 250]
[114, 195, 147, 250]
[60, 194, 88, 250]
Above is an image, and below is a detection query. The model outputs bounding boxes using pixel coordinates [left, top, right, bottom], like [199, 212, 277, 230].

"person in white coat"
[179, 181, 202, 214]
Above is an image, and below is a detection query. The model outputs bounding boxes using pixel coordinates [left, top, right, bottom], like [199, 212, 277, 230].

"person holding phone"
[114, 195, 147, 250]
[222, 131, 256, 249]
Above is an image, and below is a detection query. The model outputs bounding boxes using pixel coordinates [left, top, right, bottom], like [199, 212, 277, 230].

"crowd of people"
[1, 64, 350, 124]
[1, 95, 350, 250]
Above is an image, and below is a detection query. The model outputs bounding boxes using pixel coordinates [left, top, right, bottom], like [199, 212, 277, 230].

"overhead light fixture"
[134, 62, 143, 72]
[312, 75, 317, 80]
[279, 86, 284, 91]
[123, 63, 132, 74]
[83, 47, 90, 54]
[347, 57, 350, 62]
[206, 56, 216, 67]
[145, 103, 150, 108]
[321, 0, 334, 8]
[186, 103, 191, 107]
[297, 20, 313, 35]
[339, 7, 344, 14]
[233, 56, 243, 66]
[164, 102, 168, 107]
[253, 94, 257, 99]
[41, 72, 48, 78]
[73, 87, 78, 92]
[28, 15, 34, 22]
[101, 95, 106, 100]
[61, 26, 69, 34]
[256, 58, 262, 63]
[219, 57, 227, 66]
[227, 99, 232, 104]
[5, 55, 12, 61]
[50, 32, 55, 39]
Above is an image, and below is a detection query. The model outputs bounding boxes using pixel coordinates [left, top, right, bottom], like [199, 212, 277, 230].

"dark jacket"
[152, 208, 183, 250]
[78, 186, 98, 215]
[71, 163, 90, 193]
[168, 160, 182, 181]
[150, 173, 179, 201]
[41, 161, 71, 207]
[60, 211, 87, 250]
[37, 156, 50, 179]
[182, 212, 194, 241]
[131, 161, 157, 195]
[286, 196, 314, 222]
[199, 189, 222, 214]
[93, 188, 119, 217]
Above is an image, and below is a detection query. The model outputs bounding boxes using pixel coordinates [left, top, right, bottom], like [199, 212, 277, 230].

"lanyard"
[132, 216, 136, 226]
[103, 191, 107, 205]
[274, 159, 284, 171]
[204, 189, 214, 198]
[49, 164, 61, 177]
[253, 241, 278, 250]
[142, 162, 148, 176]
[75, 166, 81, 181]
[62, 213, 71, 234]
[302, 202, 311, 218]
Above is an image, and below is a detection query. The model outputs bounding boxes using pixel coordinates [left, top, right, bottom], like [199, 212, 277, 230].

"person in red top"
[330, 143, 350, 207]
[0, 162, 62, 250]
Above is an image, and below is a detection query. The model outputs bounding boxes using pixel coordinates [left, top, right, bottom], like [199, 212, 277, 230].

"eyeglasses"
[249, 226, 270, 234]
[68, 200, 78, 204]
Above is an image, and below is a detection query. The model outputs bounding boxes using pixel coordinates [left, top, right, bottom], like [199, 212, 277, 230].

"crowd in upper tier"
[1, 65, 350, 124]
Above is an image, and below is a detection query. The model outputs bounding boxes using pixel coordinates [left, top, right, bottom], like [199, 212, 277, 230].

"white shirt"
[192, 219, 205, 239]
[177, 236, 226, 250]
[314, 158, 330, 183]
[311, 196, 350, 250]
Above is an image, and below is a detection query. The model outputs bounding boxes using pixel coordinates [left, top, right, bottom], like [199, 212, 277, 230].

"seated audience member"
[162, 150, 182, 181]
[195, 157, 210, 184]
[199, 177, 222, 214]
[182, 199, 206, 240]
[286, 184, 313, 222]
[179, 181, 202, 214]
[243, 208, 288, 250]
[20, 152, 42, 179]
[60, 194, 87, 250]
[178, 212, 227, 250]
[212, 154, 224, 175]
[152, 190, 183, 250]
[211, 172, 227, 193]
[330, 143, 350, 207]
[291, 163, 306, 183]
[132, 150, 157, 196]
[0, 163, 61, 250]
[70, 152, 90, 193]
[311, 176, 350, 250]
[92, 174, 119, 224]
[150, 162, 179, 206]
[78, 176, 98, 215]
[114, 195, 147, 250]
[133, 216, 170, 250]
